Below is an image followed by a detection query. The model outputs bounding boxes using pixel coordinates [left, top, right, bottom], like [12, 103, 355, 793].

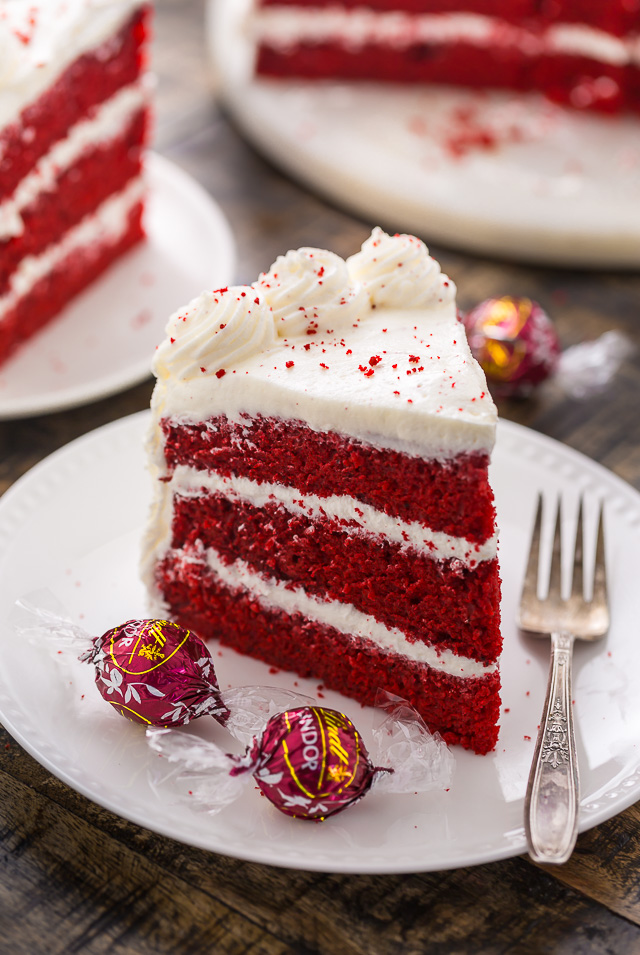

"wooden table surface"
[2, 2, 640, 952]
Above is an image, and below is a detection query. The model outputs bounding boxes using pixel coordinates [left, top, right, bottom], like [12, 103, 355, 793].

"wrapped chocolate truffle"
[147, 695, 455, 821]
[462, 296, 560, 396]
[15, 600, 455, 823]
[79, 618, 230, 727]
[14, 602, 229, 728]
[233, 705, 380, 819]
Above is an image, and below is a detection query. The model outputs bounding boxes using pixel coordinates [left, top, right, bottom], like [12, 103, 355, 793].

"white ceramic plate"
[207, 0, 640, 268]
[0, 412, 639, 873]
[0, 154, 236, 419]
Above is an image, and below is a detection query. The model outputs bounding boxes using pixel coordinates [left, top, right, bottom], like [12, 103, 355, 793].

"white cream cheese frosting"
[154, 287, 277, 382]
[166, 464, 498, 567]
[0, 0, 146, 130]
[255, 246, 370, 337]
[149, 228, 496, 460]
[347, 226, 452, 309]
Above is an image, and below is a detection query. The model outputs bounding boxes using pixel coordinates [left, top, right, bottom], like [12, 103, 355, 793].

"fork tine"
[592, 501, 608, 609]
[522, 493, 543, 600]
[547, 495, 563, 601]
[570, 495, 584, 600]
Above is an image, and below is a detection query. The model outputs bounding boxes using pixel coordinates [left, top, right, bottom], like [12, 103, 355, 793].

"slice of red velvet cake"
[142, 228, 502, 754]
[0, 0, 151, 367]
[251, 1, 640, 114]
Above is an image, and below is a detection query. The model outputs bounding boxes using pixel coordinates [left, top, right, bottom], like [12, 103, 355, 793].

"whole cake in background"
[251, 0, 640, 114]
[142, 228, 502, 755]
[0, 0, 151, 367]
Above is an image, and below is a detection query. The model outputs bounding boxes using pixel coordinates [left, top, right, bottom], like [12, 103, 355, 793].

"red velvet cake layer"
[170, 492, 501, 663]
[0, 201, 143, 366]
[161, 416, 496, 544]
[256, 44, 636, 113]
[155, 553, 501, 754]
[0, 109, 147, 296]
[0, 5, 150, 202]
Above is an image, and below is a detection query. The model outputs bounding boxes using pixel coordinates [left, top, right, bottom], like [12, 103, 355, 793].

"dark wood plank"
[0, 771, 295, 955]
[3, 729, 640, 954]
[531, 802, 640, 924]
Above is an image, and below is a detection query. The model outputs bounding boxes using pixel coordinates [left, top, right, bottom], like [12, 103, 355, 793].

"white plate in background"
[207, 0, 640, 269]
[0, 154, 236, 419]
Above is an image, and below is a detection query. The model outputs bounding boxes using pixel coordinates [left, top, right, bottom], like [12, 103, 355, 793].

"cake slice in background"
[0, 0, 152, 367]
[142, 228, 502, 754]
[251, 1, 640, 114]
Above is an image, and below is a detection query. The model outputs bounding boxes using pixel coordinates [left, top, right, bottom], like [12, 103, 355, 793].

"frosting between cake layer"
[0, 175, 144, 323]
[168, 464, 498, 566]
[165, 542, 498, 679]
[251, 10, 640, 67]
[0, 0, 146, 129]
[151, 229, 495, 460]
[0, 79, 149, 240]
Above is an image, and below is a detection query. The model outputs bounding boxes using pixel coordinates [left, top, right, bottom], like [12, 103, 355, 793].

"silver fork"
[518, 492, 609, 865]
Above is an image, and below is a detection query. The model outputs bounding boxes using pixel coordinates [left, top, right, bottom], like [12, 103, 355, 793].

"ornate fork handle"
[525, 630, 579, 865]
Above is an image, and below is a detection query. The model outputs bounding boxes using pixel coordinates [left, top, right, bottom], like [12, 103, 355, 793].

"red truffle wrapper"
[80, 618, 230, 728]
[463, 296, 560, 396]
[231, 706, 384, 820]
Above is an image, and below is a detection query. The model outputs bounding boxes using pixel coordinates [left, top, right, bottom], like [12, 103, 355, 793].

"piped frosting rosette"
[153, 287, 276, 381]
[254, 246, 369, 337]
[347, 226, 455, 308]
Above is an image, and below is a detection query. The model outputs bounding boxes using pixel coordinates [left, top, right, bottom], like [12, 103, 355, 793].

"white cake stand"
[207, 0, 640, 269]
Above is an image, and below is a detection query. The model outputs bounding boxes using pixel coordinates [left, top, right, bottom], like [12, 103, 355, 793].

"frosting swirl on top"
[347, 227, 455, 308]
[255, 247, 369, 338]
[153, 287, 276, 381]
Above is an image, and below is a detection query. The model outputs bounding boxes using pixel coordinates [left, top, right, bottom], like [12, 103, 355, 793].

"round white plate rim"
[1, 412, 639, 873]
[207, 0, 640, 269]
[0, 153, 236, 420]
